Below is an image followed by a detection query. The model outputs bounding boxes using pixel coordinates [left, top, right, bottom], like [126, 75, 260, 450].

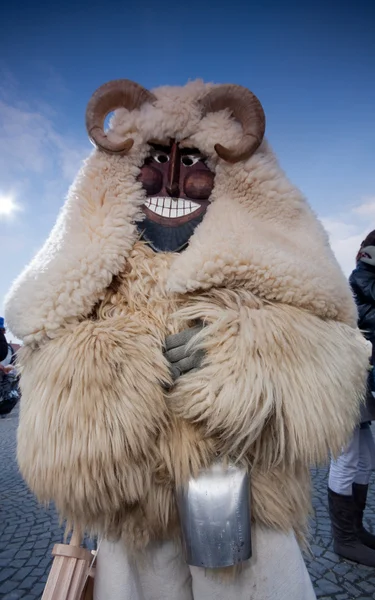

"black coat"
[0, 332, 8, 362]
[349, 262, 375, 342]
[350, 261, 375, 421]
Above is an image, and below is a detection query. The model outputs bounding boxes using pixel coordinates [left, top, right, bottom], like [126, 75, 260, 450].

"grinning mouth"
[144, 197, 201, 218]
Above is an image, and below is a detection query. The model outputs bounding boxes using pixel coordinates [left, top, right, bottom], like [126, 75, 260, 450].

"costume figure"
[5, 80, 369, 599]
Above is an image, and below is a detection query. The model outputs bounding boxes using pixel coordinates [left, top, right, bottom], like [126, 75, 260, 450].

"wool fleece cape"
[5, 79, 369, 600]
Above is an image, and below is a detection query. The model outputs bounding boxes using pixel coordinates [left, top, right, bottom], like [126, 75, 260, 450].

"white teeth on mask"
[144, 197, 200, 218]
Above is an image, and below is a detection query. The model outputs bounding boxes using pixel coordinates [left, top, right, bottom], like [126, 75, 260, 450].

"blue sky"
[1, 0, 374, 339]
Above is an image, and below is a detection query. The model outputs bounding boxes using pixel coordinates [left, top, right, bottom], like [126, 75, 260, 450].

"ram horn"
[200, 84, 266, 163]
[85, 79, 156, 154]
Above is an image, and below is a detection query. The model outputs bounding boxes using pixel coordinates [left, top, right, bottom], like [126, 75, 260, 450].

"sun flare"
[0, 194, 19, 217]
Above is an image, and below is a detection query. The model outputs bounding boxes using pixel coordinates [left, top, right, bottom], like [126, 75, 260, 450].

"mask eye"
[181, 155, 201, 167]
[151, 148, 169, 164]
[155, 154, 169, 164]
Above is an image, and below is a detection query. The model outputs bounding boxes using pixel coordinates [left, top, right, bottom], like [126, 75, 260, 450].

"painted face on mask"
[137, 140, 215, 252]
[85, 80, 266, 251]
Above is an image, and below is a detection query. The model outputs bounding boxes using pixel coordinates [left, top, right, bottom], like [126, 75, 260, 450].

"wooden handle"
[69, 529, 82, 547]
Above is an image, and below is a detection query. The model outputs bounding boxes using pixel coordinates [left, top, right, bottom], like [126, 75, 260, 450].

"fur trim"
[16, 315, 169, 530]
[168, 292, 368, 466]
[5, 152, 147, 345]
[251, 462, 312, 548]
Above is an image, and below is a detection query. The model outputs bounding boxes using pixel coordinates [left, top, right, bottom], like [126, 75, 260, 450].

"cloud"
[0, 67, 90, 204]
[0, 74, 90, 323]
[0, 100, 56, 174]
[322, 198, 375, 276]
[0, 98, 89, 185]
[353, 198, 375, 217]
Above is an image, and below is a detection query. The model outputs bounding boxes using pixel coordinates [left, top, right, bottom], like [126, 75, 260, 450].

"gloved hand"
[164, 322, 205, 383]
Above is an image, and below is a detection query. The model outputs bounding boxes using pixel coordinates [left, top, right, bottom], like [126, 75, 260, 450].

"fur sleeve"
[3, 153, 145, 346]
[168, 294, 368, 468]
[16, 315, 169, 532]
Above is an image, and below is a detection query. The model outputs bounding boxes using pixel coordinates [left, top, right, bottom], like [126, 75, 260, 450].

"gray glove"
[164, 323, 205, 383]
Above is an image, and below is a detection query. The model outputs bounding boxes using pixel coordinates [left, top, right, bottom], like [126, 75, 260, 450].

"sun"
[0, 194, 19, 217]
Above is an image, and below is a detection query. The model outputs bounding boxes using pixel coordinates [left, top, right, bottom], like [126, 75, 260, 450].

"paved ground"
[1, 406, 375, 599]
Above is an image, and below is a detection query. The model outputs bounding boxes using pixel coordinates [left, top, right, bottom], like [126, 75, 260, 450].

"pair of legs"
[328, 423, 375, 566]
[94, 524, 316, 600]
[328, 423, 375, 494]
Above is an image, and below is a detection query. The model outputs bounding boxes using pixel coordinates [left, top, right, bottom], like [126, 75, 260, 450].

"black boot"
[352, 483, 375, 550]
[328, 487, 375, 566]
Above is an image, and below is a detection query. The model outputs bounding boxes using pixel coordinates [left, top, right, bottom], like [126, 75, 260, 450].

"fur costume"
[4, 80, 369, 599]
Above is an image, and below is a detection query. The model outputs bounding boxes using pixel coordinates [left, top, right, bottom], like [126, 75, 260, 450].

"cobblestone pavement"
[0, 406, 64, 599]
[1, 407, 375, 599]
[306, 464, 375, 599]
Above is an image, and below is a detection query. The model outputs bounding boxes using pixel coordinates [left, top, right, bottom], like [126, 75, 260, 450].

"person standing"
[328, 230, 375, 565]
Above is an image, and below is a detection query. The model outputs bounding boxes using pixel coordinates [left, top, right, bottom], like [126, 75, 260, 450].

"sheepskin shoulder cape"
[5, 80, 368, 548]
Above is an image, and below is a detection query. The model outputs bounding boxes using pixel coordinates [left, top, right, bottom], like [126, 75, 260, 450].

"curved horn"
[85, 79, 156, 154]
[200, 84, 266, 163]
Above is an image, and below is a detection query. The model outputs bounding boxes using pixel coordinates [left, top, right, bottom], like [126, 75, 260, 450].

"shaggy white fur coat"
[5, 81, 368, 561]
